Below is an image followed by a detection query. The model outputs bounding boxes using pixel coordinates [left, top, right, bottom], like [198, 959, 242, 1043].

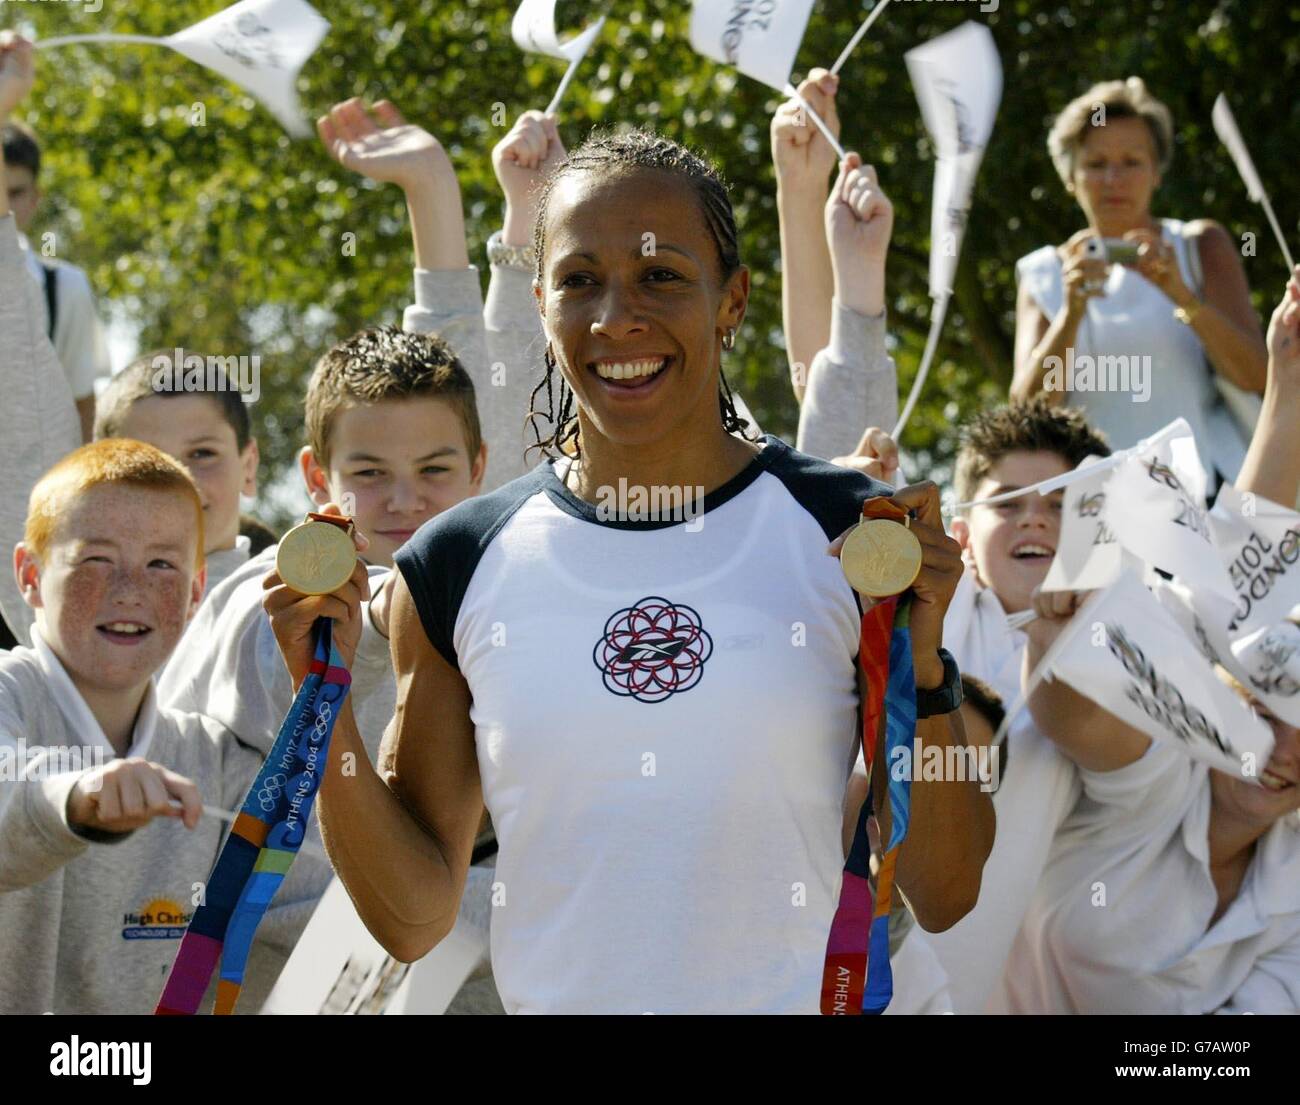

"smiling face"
[16, 483, 204, 698]
[112, 394, 257, 556]
[536, 167, 748, 452]
[952, 450, 1070, 614]
[1071, 115, 1161, 234]
[1212, 699, 1300, 825]
[301, 395, 485, 567]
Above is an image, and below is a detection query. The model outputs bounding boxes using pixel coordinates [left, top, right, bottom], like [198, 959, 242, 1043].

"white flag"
[1049, 572, 1273, 776]
[263, 878, 489, 1014]
[512, 0, 605, 62]
[36, 0, 328, 136]
[689, 0, 815, 91]
[163, 0, 328, 136]
[1231, 621, 1300, 726]
[1211, 93, 1295, 271]
[1212, 95, 1266, 203]
[904, 22, 1002, 298]
[1208, 483, 1300, 635]
[1040, 456, 1124, 594]
[1154, 577, 1300, 729]
[1103, 420, 1236, 599]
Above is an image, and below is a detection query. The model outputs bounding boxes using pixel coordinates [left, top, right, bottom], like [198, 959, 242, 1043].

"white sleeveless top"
[1016, 219, 1242, 484]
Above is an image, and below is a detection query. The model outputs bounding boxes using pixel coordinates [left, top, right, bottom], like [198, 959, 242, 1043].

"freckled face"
[113, 395, 257, 554]
[537, 168, 747, 449]
[27, 484, 203, 694]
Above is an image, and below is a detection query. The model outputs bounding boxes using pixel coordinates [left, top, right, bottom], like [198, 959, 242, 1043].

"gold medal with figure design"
[839, 498, 923, 598]
[276, 513, 357, 596]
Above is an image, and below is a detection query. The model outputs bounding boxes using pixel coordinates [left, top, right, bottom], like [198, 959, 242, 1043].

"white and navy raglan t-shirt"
[395, 434, 892, 1014]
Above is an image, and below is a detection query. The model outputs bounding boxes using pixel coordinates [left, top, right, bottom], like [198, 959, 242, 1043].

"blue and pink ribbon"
[157, 618, 351, 1016]
[821, 595, 917, 1015]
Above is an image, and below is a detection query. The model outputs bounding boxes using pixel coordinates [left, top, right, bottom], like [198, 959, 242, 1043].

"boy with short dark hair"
[95, 349, 261, 579]
[158, 98, 564, 1015]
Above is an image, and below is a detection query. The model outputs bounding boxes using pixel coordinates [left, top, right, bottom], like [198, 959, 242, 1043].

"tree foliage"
[9, 0, 1299, 520]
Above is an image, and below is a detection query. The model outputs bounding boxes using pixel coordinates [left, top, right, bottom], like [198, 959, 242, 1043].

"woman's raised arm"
[265, 565, 483, 963]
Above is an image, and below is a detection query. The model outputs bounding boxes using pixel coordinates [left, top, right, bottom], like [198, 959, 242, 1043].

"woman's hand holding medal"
[262, 503, 371, 690]
[829, 480, 964, 691]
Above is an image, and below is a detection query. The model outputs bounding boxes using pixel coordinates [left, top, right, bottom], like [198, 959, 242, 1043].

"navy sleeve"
[394, 465, 548, 671]
[759, 436, 895, 541]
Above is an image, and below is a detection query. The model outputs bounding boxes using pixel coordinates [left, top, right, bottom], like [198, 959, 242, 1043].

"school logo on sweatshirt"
[593, 596, 713, 703]
[122, 898, 192, 941]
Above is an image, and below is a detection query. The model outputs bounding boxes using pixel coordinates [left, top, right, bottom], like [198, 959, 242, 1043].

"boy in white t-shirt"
[995, 274, 1300, 1014]
[845, 398, 1114, 1011]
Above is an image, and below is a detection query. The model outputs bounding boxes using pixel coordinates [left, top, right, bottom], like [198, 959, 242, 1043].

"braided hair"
[526, 128, 755, 460]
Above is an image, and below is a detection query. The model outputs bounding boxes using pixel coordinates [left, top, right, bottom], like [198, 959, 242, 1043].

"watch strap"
[915, 648, 963, 718]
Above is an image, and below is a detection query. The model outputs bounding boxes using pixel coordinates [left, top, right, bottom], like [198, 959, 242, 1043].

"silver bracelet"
[486, 229, 536, 271]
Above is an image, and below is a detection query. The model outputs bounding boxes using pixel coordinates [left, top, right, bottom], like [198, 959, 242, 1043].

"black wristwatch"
[915, 648, 963, 718]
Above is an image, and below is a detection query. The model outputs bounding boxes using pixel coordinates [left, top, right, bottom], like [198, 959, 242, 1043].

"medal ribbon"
[820, 501, 918, 1016]
[156, 617, 351, 1015]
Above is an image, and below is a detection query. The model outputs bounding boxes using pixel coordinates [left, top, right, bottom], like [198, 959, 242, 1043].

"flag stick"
[945, 419, 1189, 513]
[1261, 194, 1297, 273]
[198, 804, 326, 861]
[830, 0, 893, 76]
[782, 84, 846, 160]
[989, 589, 1102, 750]
[546, 52, 582, 116]
[36, 34, 166, 49]
[891, 291, 948, 441]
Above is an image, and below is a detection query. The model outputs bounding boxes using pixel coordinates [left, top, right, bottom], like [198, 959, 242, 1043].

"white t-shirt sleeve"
[1075, 737, 1198, 839]
[51, 264, 112, 399]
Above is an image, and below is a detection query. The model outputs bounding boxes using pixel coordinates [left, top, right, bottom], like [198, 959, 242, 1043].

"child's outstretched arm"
[0, 34, 80, 646]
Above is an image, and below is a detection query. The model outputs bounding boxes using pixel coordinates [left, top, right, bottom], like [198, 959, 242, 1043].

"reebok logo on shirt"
[593, 596, 713, 703]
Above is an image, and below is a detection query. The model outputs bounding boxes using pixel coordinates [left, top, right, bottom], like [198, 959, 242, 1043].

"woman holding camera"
[1012, 78, 1266, 485]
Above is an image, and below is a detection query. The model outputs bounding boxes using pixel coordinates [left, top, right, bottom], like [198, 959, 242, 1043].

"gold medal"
[276, 513, 357, 596]
[840, 503, 923, 598]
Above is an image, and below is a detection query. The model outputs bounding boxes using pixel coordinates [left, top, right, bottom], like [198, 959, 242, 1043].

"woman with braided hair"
[265, 128, 993, 1013]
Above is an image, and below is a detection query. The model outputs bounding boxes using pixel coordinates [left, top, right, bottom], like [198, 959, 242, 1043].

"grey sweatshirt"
[0, 216, 82, 647]
[0, 630, 330, 1014]
[796, 299, 898, 462]
[403, 260, 546, 493]
[157, 256, 542, 1015]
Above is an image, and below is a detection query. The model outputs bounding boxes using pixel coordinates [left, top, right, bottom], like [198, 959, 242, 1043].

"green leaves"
[11, 0, 1298, 517]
